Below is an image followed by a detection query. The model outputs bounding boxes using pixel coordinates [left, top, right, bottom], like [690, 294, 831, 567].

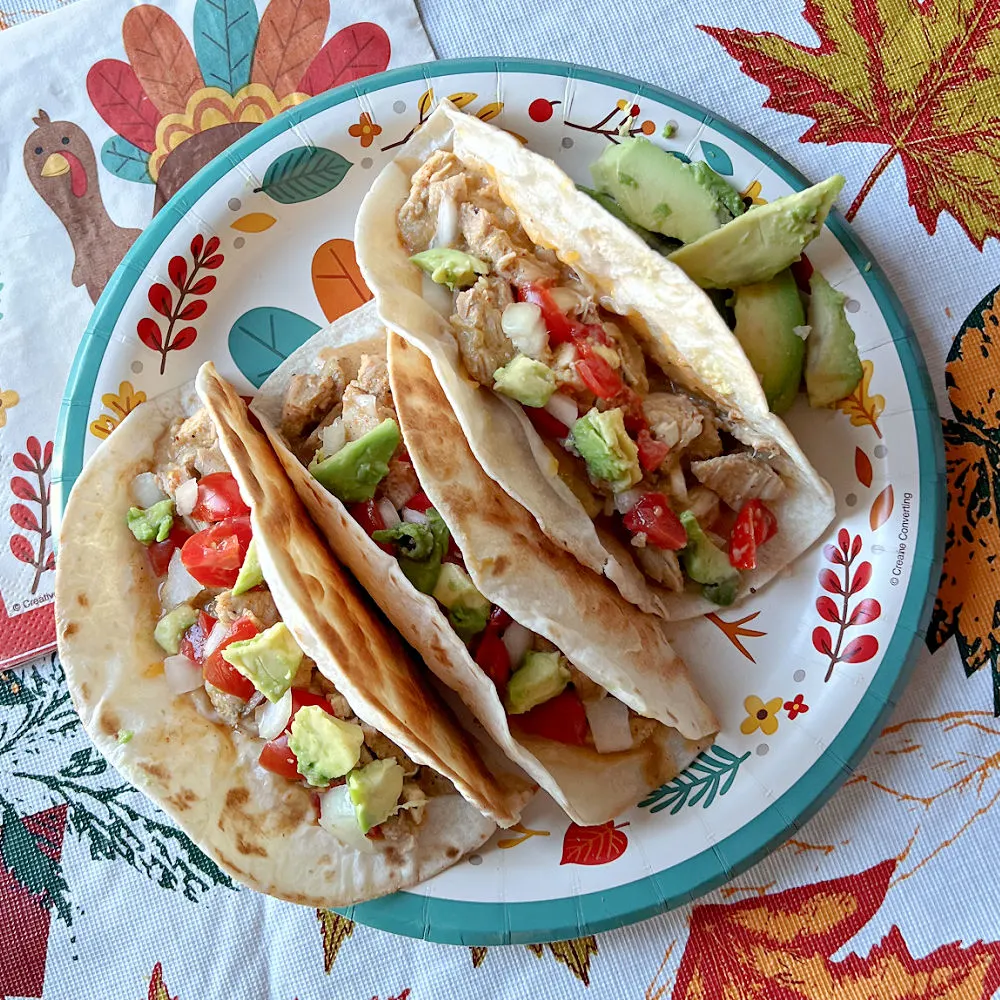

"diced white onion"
[159, 549, 203, 610]
[433, 196, 459, 248]
[614, 489, 643, 515]
[131, 472, 167, 508]
[163, 654, 203, 695]
[501, 622, 533, 669]
[377, 498, 401, 529]
[402, 508, 428, 525]
[422, 272, 455, 316]
[202, 619, 229, 660]
[544, 392, 578, 428]
[320, 417, 346, 457]
[501, 302, 548, 359]
[548, 286, 584, 314]
[174, 477, 198, 516]
[585, 697, 634, 754]
[256, 687, 292, 742]
[792, 324, 812, 341]
[318, 784, 375, 853]
[669, 463, 688, 505]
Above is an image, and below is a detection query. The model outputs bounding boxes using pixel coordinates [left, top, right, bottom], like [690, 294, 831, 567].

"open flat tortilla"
[251, 305, 716, 825]
[353, 101, 836, 619]
[55, 371, 528, 909]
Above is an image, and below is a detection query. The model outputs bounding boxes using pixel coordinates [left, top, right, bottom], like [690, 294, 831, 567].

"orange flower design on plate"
[740, 695, 782, 735]
[349, 112, 382, 148]
[89, 381, 146, 439]
[0, 387, 20, 428]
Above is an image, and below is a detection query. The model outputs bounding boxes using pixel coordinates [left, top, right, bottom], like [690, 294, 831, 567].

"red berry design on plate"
[630, 103, 641, 117]
[529, 98, 558, 122]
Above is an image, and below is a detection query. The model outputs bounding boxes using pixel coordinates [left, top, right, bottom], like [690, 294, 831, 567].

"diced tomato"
[576, 352, 623, 400]
[618, 386, 648, 435]
[443, 535, 467, 569]
[181, 516, 252, 588]
[485, 605, 513, 635]
[287, 688, 336, 731]
[636, 429, 670, 472]
[179, 610, 217, 665]
[405, 491, 433, 514]
[190, 472, 251, 522]
[623, 493, 687, 550]
[514, 689, 589, 746]
[203, 615, 258, 700]
[349, 499, 393, 554]
[517, 283, 576, 345]
[146, 523, 192, 577]
[366, 824, 385, 840]
[525, 405, 569, 439]
[728, 499, 779, 571]
[258, 734, 301, 781]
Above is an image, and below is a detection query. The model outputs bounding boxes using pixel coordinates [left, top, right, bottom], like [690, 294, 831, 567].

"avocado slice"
[590, 138, 741, 244]
[222, 621, 302, 702]
[288, 705, 364, 786]
[154, 604, 197, 655]
[576, 186, 680, 254]
[309, 418, 400, 503]
[732, 269, 806, 414]
[668, 175, 845, 289]
[569, 407, 641, 493]
[432, 563, 491, 641]
[409, 248, 488, 290]
[493, 355, 555, 408]
[505, 651, 571, 714]
[805, 271, 863, 407]
[679, 511, 739, 606]
[232, 538, 263, 596]
[348, 759, 405, 832]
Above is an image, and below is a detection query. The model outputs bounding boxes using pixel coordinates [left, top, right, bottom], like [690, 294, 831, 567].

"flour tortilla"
[353, 101, 836, 619]
[251, 305, 716, 825]
[55, 372, 528, 909]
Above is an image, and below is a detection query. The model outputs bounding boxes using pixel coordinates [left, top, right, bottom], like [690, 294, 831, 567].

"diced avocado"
[590, 138, 740, 244]
[288, 705, 364, 787]
[679, 510, 739, 593]
[433, 563, 491, 641]
[222, 621, 302, 703]
[732, 269, 806, 414]
[154, 604, 197, 655]
[493, 355, 556, 408]
[570, 407, 641, 493]
[577, 186, 680, 253]
[703, 577, 739, 607]
[668, 175, 845, 289]
[309, 418, 400, 504]
[372, 510, 450, 595]
[127, 498, 174, 545]
[506, 651, 571, 714]
[410, 248, 488, 291]
[347, 758, 405, 832]
[116, 729, 134, 745]
[805, 271, 863, 407]
[232, 538, 263, 596]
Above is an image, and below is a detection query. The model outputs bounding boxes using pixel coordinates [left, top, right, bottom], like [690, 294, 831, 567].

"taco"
[353, 101, 836, 619]
[250, 303, 717, 826]
[55, 363, 530, 908]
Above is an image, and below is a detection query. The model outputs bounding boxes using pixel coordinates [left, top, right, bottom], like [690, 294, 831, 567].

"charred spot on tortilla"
[236, 834, 268, 857]
[226, 787, 250, 809]
[138, 760, 168, 781]
[76, 593, 88, 607]
[62, 622, 79, 638]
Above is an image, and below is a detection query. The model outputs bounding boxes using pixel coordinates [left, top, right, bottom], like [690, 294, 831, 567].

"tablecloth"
[2, 0, 998, 996]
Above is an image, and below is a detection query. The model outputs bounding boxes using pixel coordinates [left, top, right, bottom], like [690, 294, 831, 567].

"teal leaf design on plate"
[229, 307, 320, 387]
[193, 0, 259, 95]
[255, 147, 352, 204]
[638, 745, 750, 814]
[100, 136, 152, 183]
[699, 140, 734, 176]
[666, 149, 692, 164]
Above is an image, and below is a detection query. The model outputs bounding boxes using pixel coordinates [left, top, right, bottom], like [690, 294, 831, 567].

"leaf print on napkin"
[122, 5, 205, 116]
[87, 60, 161, 152]
[193, 0, 259, 94]
[251, 0, 329, 99]
[701, 1, 1000, 248]
[298, 22, 390, 95]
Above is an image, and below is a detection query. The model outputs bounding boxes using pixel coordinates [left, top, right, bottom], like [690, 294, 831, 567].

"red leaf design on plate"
[12, 453, 34, 473]
[26, 437, 42, 463]
[822, 543, 845, 565]
[137, 317, 162, 351]
[816, 596, 840, 623]
[854, 446, 872, 488]
[10, 504, 39, 532]
[168, 255, 187, 290]
[838, 527, 850, 554]
[171, 327, 198, 351]
[178, 299, 207, 321]
[848, 598, 882, 626]
[560, 821, 629, 866]
[43, 441, 52, 467]
[10, 477, 38, 502]
[86, 59, 160, 152]
[819, 568, 844, 595]
[10, 535, 35, 564]
[122, 5, 204, 116]
[298, 22, 391, 95]
[851, 534, 863, 558]
[840, 635, 879, 663]
[204, 236, 221, 257]
[812, 626, 833, 656]
[190, 234, 204, 258]
[202, 254, 225, 270]
[148, 283, 173, 317]
[189, 275, 217, 296]
[850, 561, 873, 594]
[45, 552, 56, 571]
[251, 0, 329, 98]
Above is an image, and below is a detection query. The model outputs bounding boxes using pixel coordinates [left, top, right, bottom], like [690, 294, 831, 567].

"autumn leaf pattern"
[9, 436, 54, 595]
[928, 285, 1000, 709]
[560, 820, 629, 865]
[316, 909, 354, 972]
[701, 0, 1000, 247]
[835, 358, 884, 437]
[311, 238, 372, 321]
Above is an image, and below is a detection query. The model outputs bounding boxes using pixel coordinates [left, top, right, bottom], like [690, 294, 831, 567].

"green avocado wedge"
[668, 175, 845, 289]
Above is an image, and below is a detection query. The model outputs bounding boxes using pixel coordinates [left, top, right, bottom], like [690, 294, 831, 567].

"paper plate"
[54, 58, 944, 945]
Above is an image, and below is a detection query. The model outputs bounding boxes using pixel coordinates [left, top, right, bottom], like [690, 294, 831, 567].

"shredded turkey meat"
[633, 545, 685, 592]
[397, 150, 470, 250]
[451, 275, 516, 385]
[281, 362, 347, 442]
[213, 588, 280, 630]
[690, 454, 785, 510]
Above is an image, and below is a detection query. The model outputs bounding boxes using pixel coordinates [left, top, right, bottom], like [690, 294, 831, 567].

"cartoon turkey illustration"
[23, 111, 142, 303]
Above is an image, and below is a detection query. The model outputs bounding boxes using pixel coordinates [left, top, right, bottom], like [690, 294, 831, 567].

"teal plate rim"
[54, 57, 945, 946]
